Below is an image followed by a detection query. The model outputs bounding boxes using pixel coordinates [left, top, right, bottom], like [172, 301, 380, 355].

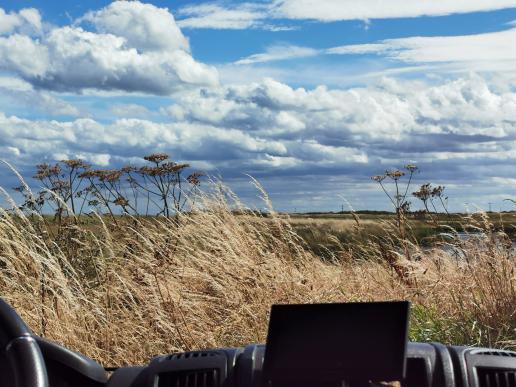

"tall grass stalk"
[0, 181, 513, 366]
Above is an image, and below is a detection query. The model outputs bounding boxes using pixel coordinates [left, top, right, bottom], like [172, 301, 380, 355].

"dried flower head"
[187, 172, 205, 186]
[62, 159, 90, 170]
[34, 163, 61, 179]
[120, 165, 135, 173]
[86, 169, 122, 182]
[162, 162, 189, 173]
[139, 166, 161, 177]
[79, 170, 98, 178]
[104, 170, 122, 182]
[144, 153, 169, 164]
[90, 170, 109, 180]
[51, 180, 70, 191]
[405, 164, 418, 172]
[113, 196, 129, 206]
[385, 169, 405, 180]
[431, 185, 445, 197]
[412, 183, 432, 200]
[371, 175, 386, 182]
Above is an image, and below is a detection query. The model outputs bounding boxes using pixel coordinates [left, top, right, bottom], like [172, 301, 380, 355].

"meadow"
[0, 158, 514, 367]
[288, 211, 516, 260]
[0, 189, 515, 367]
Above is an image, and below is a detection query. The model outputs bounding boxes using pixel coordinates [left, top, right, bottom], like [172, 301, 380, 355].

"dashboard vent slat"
[474, 350, 516, 358]
[158, 370, 218, 387]
[477, 368, 516, 387]
[167, 351, 217, 361]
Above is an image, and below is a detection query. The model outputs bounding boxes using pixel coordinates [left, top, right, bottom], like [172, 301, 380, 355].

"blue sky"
[1, 1, 516, 212]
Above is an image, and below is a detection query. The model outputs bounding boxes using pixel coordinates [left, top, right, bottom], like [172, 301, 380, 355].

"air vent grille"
[477, 367, 516, 387]
[158, 369, 218, 387]
[475, 351, 516, 358]
[167, 351, 217, 360]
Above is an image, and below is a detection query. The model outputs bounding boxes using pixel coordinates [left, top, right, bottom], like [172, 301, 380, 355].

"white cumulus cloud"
[79, 1, 189, 52]
[0, 76, 80, 117]
[1, 74, 516, 211]
[0, 2, 218, 95]
[0, 7, 41, 35]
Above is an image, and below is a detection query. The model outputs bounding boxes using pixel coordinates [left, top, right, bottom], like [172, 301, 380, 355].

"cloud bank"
[3, 75, 515, 182]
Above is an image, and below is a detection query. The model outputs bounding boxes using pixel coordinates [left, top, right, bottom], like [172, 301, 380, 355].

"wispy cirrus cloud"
[235, 44, 319, 65]
[234, 26, 516, 81]
[176, 2, 296, 31]
[273, 0, 516, 22]
[177, 3, 266, 30]
[328, 27, 516, 65]
[176, 0, 516, 30]
[110, 103, 158, 119]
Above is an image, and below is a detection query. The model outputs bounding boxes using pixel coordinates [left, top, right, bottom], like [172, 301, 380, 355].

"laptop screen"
[262, 301, 410, 383]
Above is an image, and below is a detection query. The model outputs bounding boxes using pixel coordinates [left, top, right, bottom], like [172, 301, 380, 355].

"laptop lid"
[262, 301, 410, 383]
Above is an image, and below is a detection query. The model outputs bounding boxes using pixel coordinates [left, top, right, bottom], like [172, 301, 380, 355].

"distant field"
[287, 211, 516, 227]
[280, 211, 516, 260]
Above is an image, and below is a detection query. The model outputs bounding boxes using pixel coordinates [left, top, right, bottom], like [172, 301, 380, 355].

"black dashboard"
[0, 332, 514, 386]
[1, 300, 514, 387]
[26, 337, 516, 387]
[105, 342, 516, 387]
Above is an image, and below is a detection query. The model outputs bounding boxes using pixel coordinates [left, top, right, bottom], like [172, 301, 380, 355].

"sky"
[1, 0, 516, 212]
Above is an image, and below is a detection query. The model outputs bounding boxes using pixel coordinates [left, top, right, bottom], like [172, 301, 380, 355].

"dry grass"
[0, 183, 514, 367]
[288, 217, 382, 230]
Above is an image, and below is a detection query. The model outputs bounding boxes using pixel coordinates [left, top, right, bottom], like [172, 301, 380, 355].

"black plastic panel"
[449, 346, 516, 387]
[234, 342, 445, 387]
[127, 348, 243, 387]
[263, 302, 410, 384]
[35, 336, 107, 386]
[106, 343, 516, 387]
